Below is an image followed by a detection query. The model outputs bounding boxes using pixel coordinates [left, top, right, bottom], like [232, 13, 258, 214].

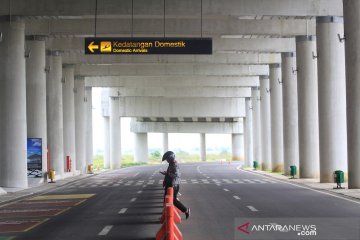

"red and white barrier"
[156, 187, 183, 240]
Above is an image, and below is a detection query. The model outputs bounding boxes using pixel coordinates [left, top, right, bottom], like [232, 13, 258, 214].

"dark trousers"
[164, 185, 187, 213]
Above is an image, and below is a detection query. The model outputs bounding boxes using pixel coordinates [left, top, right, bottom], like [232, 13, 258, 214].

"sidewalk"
[241, 167, 360, 202]
[0, 170, 106, 205]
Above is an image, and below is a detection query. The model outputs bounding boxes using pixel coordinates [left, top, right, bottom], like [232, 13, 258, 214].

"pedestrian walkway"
[0, 173, 97, 205]
[66, 178, 277, 189]
[241, 167, 360, 201]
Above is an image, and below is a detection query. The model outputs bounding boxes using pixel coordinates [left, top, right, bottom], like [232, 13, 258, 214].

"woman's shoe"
[185, 208, 190, 219]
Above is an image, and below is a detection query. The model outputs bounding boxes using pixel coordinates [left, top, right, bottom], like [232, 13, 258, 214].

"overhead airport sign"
[85, 38, 212, 55]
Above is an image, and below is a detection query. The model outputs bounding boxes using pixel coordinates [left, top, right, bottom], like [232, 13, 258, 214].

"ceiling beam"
[130, 120, 244, 134]
[86, 76, 260, 87]
[24, 18, 316, 37]
[61, 53, 281, 65]
[0, 0, 342, 17]
[116, 97, 246, 117]
[75, 63, 268, 76]
[112, 86, 252, 98]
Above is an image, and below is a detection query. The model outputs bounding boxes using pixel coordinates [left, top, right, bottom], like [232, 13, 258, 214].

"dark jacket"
[164, 160, 181, 187]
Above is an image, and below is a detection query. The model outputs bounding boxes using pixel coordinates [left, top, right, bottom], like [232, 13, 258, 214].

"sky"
[91, 88, 231, 155]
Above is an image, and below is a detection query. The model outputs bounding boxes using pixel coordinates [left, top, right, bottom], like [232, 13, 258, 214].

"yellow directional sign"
[85, 38, 212, 54]
[87, 41, 99, 53]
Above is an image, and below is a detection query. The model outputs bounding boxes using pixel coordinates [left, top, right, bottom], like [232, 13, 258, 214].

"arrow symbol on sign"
[88, 41, 99, 53]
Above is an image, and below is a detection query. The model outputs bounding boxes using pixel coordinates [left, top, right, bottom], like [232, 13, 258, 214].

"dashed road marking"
[98, 225, 113, 236]
[118, 208, 127, 214]
[137, 190, 142, 194]
[236, 166, 360, 205]
[247, 206, 259, 212]
[223, 189, 229, 192]
[233, 196, 241, 200]
[30, 194, 95, 201]
[130, 198, 137, 202]
[196, 165, 202, 174]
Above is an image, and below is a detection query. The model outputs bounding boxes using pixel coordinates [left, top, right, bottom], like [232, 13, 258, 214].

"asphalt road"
[1, 162, 359, 240]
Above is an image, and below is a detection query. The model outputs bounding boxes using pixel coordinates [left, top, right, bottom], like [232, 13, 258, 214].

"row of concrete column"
[102, 124, 244, 166]
[243, 14, 360, 188]
[0, 18, 93, 188]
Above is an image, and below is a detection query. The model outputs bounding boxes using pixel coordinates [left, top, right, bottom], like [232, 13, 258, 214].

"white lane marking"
[118, 208, 128, 214]
[196, 165, 202, 174]
[133, 173, 139, 177]
[207, 177, 210, 179]
[236, 166, 360, 205]
[137, 190, 143, 194]
[98, 225, 113, 236]
[223, 188, 229, 192]
[247, 206, 259, 212]
[191, 179, 199, 184]
[216, 184, 221, 186]
[130, 198, 137, 202]
[233, 196, 241, 200]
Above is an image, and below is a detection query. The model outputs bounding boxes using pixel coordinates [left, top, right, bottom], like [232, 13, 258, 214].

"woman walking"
[160, 151, 190, 219]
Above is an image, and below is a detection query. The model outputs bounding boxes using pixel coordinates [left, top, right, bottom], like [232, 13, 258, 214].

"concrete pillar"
[134, 133, 148, 162]
[103, 116, 110, 169]
[282, 52, 300, 176]
[251, 87, 262, 166]
[162, 133, 169, 154]
[62, 65, 76, 173]
[0, 18, 27, 188]
[200, 133, 206, 161]
[259, 75, 271, 170]
[85, 87, 93, 167]
[244, 98, 253, 167]
[296, 36, 320, 179]
[232, 134, 243, 161]
[26, 36, 47, 177]
[46, 50, 64, 178]
[74, 76, 86, 174]
[317, 16, 348, 182]
[270, 63, 284, 172]
[344, 0, 360, 188]
[109, 96, 121, 169]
